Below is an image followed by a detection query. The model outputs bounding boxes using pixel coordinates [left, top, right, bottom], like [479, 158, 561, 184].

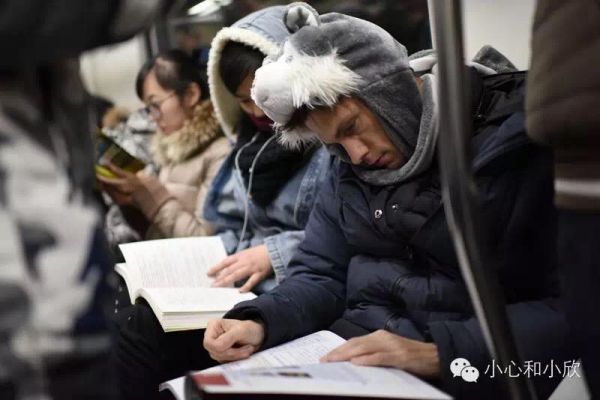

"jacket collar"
[150, 100, 222, 166]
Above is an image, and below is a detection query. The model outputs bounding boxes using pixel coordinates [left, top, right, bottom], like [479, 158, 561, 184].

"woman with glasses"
[98, 49, 230, 240]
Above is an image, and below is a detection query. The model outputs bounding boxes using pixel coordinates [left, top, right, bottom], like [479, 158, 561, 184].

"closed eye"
[342, 118, 358, 137]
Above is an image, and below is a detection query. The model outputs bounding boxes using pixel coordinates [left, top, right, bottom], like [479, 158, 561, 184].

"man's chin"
[385, 159, 404, 170]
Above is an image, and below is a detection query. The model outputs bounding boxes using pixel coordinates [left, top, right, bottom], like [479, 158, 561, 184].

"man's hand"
[208, 245, 272, 292]
[97, 164, 158, 207]
[321, 330, 441, 379]
[204, 319, 265, 362]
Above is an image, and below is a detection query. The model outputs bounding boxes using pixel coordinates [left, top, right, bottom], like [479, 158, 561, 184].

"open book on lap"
[116, 237, 255, 332]
[160, 331, 451, 400]
[187, 362, 451, 400]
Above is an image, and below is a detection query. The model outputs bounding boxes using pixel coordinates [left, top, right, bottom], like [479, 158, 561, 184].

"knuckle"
[234, 270, 246, 280]
[373, 353, 385, 364]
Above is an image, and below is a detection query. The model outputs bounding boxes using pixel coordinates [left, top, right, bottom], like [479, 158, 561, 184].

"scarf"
[151, 100, 223, 166]
[234, 113, 315, 207]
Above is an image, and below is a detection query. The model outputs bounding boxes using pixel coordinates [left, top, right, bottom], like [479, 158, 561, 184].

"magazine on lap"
[160, 331, 451, 399]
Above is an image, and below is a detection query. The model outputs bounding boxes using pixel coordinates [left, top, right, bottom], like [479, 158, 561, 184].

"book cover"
[185, 362, 451, 400]
[95, 131, 145, 178]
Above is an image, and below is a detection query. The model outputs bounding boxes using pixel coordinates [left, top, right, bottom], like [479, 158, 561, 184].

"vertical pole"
[429, 1, 536, 398]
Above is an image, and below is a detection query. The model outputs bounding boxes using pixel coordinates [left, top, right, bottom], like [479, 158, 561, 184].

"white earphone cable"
[233, 132, 277, 253]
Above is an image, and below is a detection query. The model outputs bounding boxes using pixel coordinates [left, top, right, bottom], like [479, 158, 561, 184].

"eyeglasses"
[141, 92, 176, 119]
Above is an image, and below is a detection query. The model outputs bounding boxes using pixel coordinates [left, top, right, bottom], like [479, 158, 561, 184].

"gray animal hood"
[251, 3, 422, 156]
[207, 6, 289, 138]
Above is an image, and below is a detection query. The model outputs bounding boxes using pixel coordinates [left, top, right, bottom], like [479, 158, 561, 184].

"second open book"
[161, 331, 451, 400]
[116, 236, 255, 332]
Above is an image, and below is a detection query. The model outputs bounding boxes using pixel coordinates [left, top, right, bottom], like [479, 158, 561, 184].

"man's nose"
[343, 139, 369, 165]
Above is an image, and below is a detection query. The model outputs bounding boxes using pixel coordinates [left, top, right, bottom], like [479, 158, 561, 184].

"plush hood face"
[207, 6, 290, 138]
[251, 2, 423, 159]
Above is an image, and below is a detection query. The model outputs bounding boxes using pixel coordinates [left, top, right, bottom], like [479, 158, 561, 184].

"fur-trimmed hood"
[151, 99, 222, 166]
[207, 6, 290, 139]
[250, 2, 422, 185]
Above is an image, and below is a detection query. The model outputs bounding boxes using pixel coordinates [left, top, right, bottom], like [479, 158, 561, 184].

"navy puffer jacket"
[227, 71, 574, 399]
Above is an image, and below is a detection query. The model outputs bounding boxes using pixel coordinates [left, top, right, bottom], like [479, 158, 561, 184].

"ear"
[184, 82, 201, 108]
[284, 2, 320, 33]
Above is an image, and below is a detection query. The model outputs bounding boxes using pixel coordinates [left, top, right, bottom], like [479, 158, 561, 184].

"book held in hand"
[95, 131, 145, 178]
[116, 236, 255, 332]
[160, 331, 451, 400]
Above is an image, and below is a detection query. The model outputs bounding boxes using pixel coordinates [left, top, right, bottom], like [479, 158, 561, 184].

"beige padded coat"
[133, 100, 230, 238]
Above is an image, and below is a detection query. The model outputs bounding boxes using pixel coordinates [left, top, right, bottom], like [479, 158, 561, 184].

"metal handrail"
[428, 1, 536, 399]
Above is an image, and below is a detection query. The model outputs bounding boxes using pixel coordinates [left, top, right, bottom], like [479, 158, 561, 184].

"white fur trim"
[467, 61, 497, 76]
[251, 42, 362, 149]
[150, 100, 221, 166]
[274, 122, 320, 150]
[207, 27, 280, 139]
[286, 44, 362, 109]
[409, 54, 437, 73]
[409, 53, 497, 76]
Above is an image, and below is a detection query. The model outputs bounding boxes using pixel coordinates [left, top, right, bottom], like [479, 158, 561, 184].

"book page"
[160, 331, 347, 399]
[158, 377, 185, 400]
[204, 330, 346, 373]
[114, 263, 142, 304]
[119, 236, 227, 288]
[198, 362, 451, 399]
[140, 288, 256, 313]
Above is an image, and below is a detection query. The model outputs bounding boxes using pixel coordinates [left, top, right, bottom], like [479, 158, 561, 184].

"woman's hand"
[97, 164, 157, 207]
[208, 245, 272, 292]
[321, 330, 441, 379]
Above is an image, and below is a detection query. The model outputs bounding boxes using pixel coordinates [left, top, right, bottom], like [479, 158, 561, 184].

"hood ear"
[284, 2, 320, 33]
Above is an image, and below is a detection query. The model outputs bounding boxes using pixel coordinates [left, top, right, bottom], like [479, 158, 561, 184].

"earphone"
[233, 132, 277, 253]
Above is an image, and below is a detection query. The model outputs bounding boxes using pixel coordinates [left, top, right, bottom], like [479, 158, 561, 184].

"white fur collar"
[151, 100, 222, 166]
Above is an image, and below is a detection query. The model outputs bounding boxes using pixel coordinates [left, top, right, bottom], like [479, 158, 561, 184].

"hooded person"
[201, 5, 332, 290]
[113, 6, 332, 400]
[204, 3, 575, 399]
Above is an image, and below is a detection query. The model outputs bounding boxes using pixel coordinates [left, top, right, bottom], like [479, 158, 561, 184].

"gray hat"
[251, 2, 422, 159]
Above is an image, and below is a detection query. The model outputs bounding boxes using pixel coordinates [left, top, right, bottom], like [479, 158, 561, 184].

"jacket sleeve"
[227, 148, 331, 281]
[225, 168, 353, 349]
[219, 229, 304, 283]
[263, 230, 305, 283]
[217, 223, 263, 255]
[142, 145, 229, 238]
[220, 228, 304, 283]
[428, 299, 574, 399]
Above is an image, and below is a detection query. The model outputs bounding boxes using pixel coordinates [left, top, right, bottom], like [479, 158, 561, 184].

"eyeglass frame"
[141, 92, 176, 119]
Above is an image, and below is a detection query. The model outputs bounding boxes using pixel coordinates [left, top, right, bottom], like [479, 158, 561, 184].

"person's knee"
[117, 302, 162, 340]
